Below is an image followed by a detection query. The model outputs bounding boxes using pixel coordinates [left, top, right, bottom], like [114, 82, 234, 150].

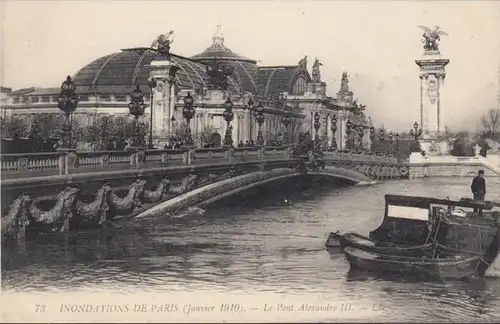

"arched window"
[292, 76, 307, 95]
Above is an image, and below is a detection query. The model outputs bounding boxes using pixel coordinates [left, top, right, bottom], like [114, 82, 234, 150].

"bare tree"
[480, 108, 500, 141]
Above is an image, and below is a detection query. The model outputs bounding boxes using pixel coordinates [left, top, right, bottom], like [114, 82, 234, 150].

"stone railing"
[323, 150, 403, 164]
[409, 153, 500, 178]
[0, 146, 292, 177]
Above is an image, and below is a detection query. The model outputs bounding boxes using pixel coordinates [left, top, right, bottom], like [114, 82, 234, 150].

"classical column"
[149, 58, 180, 143]
[437, 73, 445, 133]
[419, 75, 424, 132]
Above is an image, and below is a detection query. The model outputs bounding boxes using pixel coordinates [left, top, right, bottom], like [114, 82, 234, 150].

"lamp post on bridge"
[369, 125, 376, 153]
[379, 129, 385, 155]
[357, 125, 365, 152]
[128, 85, 147, 148]
[255, 101, 265, 146]
[395, 132, 400, 157]
[388, 131, 394, 155]
[57, 76, 79, 150]
[409, 121, 423, 152]
[330, 115, 338, 151]
[346, 119, 353, 151]
[182, 92, 195, 146]
[223, 96, 234, 147]
[281, 104, 292, 145]
[313, 112, 321, 148]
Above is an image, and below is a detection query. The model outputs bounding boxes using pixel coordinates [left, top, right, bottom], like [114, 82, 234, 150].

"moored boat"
[325, 231, 342, 248]
[338, 232, 433, 256]
[343, 245, 482, 280]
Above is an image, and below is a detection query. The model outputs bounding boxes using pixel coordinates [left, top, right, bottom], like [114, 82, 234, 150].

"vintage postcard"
[1, 0, 499, 322]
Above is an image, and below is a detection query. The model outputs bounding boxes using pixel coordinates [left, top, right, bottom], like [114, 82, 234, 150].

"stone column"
[437, 72, 445, 133]
[149, 58, 180, 145]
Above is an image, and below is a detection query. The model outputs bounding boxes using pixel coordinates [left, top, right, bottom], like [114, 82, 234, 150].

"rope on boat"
[429, 215, 500, 272]
[428, 239, 500, 272]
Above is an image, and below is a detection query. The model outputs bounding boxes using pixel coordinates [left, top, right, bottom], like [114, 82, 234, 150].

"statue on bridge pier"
[418, 25, 448, 52]
[151, 31, 175, 58]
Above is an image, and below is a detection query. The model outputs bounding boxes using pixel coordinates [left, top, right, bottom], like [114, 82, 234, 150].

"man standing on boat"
[471, 170, 486, 215]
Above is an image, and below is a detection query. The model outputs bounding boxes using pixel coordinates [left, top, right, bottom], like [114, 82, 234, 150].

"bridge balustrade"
[0, 146, 292, 179]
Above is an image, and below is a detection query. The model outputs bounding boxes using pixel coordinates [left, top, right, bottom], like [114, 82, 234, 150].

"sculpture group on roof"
[311, 57, 323, 83]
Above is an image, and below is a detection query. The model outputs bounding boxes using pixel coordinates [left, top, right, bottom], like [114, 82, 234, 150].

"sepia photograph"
[1, 0, 499, 322]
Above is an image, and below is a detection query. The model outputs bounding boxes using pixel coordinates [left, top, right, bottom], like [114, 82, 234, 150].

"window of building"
[114, 95, 126, 102]
[79, 95, 89, 102]
[41, 96, 50, 103]
[292, 76, 307, 95]
[32, 97, 40, 103]
[13, 98, 20, 104]
[100, 95, 111, 101]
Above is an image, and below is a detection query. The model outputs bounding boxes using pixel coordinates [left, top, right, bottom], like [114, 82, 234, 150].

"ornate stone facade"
[2, 27, 369, 149]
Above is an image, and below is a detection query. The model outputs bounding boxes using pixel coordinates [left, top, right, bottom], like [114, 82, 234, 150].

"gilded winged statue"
[151, 31, 174, 57]
[418, 25, 448, 52]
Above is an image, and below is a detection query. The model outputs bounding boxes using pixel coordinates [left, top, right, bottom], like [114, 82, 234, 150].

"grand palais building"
[1, 26, 369, 149]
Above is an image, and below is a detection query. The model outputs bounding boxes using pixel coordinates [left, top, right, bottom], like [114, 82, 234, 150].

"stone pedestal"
[415, 51, 450, 135]
[149, 57, 180, 147]
[419, 134, 450, 156]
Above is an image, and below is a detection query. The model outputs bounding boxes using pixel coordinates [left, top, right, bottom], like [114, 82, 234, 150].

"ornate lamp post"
[223, 96, 234, 147]
[379, 129, 385, 155]
[128, 85, 147, 148]
[409, 121, 423, 152]
[147, 78, 157, 149]
[313, 112, 321, 144]
[357, 125, 365, 152]
[281, 105, 292, 145]
[56, 76, 79, 149]
[388, 131, 394, 155]
[369, 125, 376, 153]
[330, 115, 338, 150]
[255, 101, 265, 146]
[182, 92, 195, 146]
[346, 119, 353, 151]
[395, 132, 400, 156]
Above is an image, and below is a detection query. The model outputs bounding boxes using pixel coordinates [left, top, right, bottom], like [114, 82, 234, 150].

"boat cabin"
[369, 194, 499, 247]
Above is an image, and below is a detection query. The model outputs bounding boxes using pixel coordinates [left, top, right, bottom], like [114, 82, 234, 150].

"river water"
[2, 177, 500, 322]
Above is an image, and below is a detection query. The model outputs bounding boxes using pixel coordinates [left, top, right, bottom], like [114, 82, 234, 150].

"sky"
[1, 1, 499, 132]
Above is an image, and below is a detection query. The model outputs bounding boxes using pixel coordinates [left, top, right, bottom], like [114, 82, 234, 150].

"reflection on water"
[2, 177, 500, 321]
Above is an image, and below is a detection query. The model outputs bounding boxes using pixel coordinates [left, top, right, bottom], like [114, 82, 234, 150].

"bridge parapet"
[409, 153, 500, 178]
[1, 146, 291, 179]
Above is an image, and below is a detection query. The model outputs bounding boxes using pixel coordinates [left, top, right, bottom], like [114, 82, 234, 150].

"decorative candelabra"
[313, 112, 321, 145]
[282, 105, 292, 145]
[56, 76, 79, 149]
[223, 96, 234, 147]
[409, 121, 423, 152]
[357, 125, 365, 152]
[369, 125, 376, 153]
[247, 98, 254, 142]
[395, 132, 400, 156]
[379, 129, 385, 155]
[128, 85, 147, 148]
[346, 119, 353, 151]
[147, 78, 157, 149]
[182, 92, 196, 146]
[330, 115, 338, 150]
[255, 101, 265, 146]
[388, 131, 394, 155]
